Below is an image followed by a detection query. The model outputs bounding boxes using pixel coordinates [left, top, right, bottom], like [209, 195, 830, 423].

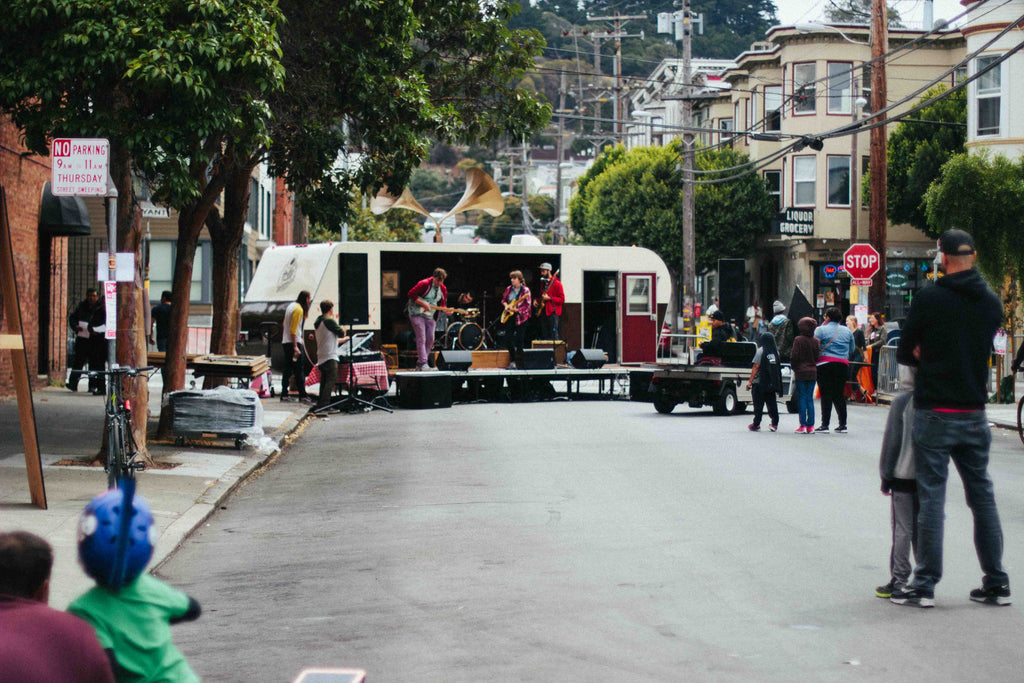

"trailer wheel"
[653, 394, 677, 414]
[786, 398, 798, 414]
[713, 386, 737, 416]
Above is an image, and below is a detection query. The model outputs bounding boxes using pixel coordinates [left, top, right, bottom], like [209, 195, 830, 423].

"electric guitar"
[500, 294, 529, 324]
[533, 269, 560, 315]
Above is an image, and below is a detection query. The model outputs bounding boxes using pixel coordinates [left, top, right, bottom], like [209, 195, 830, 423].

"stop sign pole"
[844, 244, 880, 306]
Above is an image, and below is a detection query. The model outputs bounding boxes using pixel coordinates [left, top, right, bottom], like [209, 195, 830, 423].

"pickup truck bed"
[648, 358, 795, 416]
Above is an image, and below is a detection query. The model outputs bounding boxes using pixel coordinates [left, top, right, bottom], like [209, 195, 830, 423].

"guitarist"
[500, 270, 532, 365]
[535, 263, 564, 340]
[407, 268, 453, 370]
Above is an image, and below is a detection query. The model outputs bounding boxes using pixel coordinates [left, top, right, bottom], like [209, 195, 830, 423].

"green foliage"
[923, 151, 1024, 286]
[568, 144, 627, 235]
[310, 202, 423, 243]
[824, 0, 905, 27]
[476, 194, 555, 243]
[573, 142, 773, 275]
[887, 86, 966, 235]
[408, 168, 463, 213]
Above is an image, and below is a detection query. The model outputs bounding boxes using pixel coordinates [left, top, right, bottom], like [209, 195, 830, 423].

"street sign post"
[844, 243, 880, 288]
[51, 138, 110, 196]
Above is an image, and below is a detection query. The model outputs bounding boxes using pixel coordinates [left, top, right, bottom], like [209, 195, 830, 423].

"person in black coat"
[68, 289, 106, 394]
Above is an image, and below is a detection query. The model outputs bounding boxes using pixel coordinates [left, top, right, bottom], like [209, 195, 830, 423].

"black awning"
[39, 181, 92, 236]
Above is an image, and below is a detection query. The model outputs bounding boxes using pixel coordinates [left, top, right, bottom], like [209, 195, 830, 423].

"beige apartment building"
[630, 24, 967, 321]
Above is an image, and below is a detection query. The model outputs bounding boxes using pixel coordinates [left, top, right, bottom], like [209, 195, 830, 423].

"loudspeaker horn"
[434, 168, 504, 230]
[369, 185, 431, 219]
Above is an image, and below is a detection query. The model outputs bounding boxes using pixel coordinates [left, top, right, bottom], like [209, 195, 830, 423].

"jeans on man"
[796, 379, 816, 428]
[911, 408, 1008, 592]
[282, 342, 309, 397]
[410, 315, 436, 367]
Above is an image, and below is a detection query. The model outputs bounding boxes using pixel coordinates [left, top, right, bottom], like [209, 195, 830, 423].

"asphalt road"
[159, 398, 1024, 681]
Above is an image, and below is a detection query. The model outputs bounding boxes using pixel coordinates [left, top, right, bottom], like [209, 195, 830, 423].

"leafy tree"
[310, 204, 422, 243]
[477, 195, 555, 243]
[409, 169, 463, 213]
[887, 85, 965, 235]
[824, 0, 905, 27]
[0, 0, 284, 454]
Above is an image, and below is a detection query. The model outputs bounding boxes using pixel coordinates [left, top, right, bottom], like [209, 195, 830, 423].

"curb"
[151, 406, 311, 572]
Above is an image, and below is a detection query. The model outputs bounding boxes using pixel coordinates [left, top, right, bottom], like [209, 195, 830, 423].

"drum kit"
[441, 308, 484, 350]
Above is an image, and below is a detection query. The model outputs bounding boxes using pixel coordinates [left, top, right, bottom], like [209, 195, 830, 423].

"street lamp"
[795, 22, 870, 46]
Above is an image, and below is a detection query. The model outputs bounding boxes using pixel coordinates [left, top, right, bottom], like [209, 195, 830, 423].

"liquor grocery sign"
[51, 138, 109, 196]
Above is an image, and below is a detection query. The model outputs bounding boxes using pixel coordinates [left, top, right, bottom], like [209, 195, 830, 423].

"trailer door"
[620, 273, 657, 363]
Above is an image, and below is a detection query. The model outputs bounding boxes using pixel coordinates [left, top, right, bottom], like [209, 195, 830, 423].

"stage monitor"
[570, 348, 606, 369]
[437, 350, 472, 371]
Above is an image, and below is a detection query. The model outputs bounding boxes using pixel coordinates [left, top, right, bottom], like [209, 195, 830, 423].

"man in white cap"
[534, 262, 564, 340]
[767, 300, 794, 362]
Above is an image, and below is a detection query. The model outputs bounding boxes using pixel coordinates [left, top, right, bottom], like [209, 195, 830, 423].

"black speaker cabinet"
[718, 258, 745, 325]
[570, 348, 606, 369]
[519, 348, 554, 370]
[397, 374, 452, 409]
[437, 350, 472, 371]
[337, 253, 369, 325]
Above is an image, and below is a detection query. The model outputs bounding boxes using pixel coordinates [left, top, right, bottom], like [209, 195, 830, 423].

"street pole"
[521, 136, 531, 235]
[868, 0, 889, 315]
[106, 180, 118, 383]
[850, 81, 860, 244]
[681, 0, 696, 335]
[555, 71, 566, 243]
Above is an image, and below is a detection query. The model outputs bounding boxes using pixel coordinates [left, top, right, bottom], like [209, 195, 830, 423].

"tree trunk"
[108, 143, 150, 459]
[204, 162, 254, 387]
[155, 157, 228, 440]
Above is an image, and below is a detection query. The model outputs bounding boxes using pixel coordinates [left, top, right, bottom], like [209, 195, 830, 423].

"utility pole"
[680, 0, 696, 334]
[587, 13, 645, 139]
[521, 137, 531, 235]
[555, 71, 567, 242]
[868, 0, 889, 315]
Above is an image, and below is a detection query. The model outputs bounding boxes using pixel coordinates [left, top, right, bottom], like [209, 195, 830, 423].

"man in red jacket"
[535, 262, 564, 340]
[407, 268, 453, 370]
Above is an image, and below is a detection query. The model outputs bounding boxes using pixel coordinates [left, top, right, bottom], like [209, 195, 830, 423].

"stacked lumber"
[190, 354, 269, 379]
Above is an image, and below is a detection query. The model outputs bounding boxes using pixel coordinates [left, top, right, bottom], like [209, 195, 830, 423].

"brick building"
[0, 117, 71, 397]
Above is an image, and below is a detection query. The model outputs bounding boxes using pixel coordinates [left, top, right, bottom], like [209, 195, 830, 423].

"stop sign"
[844, 243, 880, 282]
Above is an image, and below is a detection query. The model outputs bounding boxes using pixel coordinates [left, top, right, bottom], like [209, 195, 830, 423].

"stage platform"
[392, 365, 636, 408]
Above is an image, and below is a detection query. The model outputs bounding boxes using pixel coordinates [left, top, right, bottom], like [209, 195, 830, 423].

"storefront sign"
[774, 208, 814, 236]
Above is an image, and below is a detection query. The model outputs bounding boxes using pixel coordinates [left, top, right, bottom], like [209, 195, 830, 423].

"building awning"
[39, 182, 92, 237]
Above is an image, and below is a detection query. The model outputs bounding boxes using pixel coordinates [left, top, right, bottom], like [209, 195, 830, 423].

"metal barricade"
[877, 345, 901, 396]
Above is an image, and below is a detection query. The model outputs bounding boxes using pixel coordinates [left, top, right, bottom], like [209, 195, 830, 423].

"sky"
[773, 0, 967, 30]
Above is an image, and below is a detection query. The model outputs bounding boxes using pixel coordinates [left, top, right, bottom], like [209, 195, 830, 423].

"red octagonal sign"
[844, 243, 880, 284]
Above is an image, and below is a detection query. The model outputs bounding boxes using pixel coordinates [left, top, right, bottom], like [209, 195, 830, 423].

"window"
[975, 54, 1002, 137]
[861, 65, 872, 113]
[148, 240, 210, 304]
[793, 63, 816, 114]
[720, 118, 734, 140]
[626, 276, 652, 315]
[764, 170, 782, 209]
[827, 156, 851, 206]
[750, 91, 758, 131]
[827, 62, 852, 115]
[764, 85, 782, 131]
[861, 155, 870, 206]
[794, 156, 816, 206]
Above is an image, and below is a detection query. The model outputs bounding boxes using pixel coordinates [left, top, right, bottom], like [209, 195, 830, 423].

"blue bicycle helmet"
[78, 483, 156, 590]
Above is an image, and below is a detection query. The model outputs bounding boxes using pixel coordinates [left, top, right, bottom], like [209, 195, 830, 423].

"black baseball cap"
[709, 310, 725, 321]
[938, 229, 976, 255]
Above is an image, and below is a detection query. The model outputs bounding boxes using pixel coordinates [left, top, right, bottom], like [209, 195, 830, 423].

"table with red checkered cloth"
[305, 359, 389, 393]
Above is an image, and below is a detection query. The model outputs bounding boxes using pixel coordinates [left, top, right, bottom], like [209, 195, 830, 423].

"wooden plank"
[0, 334, 25, 350]
[0, 187, 46, 509]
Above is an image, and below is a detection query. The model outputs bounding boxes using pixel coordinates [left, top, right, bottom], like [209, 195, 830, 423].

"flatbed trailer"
[647, 350, 795, 416]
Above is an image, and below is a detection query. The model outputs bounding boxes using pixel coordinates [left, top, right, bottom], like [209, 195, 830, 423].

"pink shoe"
[748, 423, 760, 432]
[794, 426, 806, 433]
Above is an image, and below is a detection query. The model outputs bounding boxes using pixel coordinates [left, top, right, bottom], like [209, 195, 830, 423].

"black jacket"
[897, 268, 1001, 409]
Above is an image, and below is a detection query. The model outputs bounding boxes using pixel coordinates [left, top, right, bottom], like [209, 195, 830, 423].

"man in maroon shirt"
[0, 531, 114, 682]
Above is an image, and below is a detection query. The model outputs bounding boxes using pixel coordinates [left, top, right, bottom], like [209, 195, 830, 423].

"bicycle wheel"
[106, 414, 124, 489]
[1017, 396, 1024, 448]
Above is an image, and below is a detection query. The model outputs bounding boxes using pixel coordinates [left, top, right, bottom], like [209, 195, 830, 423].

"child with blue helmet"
[68, 485, 201, 682]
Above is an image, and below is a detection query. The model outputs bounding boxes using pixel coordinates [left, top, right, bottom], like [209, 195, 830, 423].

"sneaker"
[795, 426, 806, 433]
[969, 585, 1011, 606]
[748, 423, 760, 432]
[890, 586, 934, 608]
[814, 425, 830, 433]
[875, 580, 896, 598]
[769, 423, 778, 432]
[834, 426, 848, 433]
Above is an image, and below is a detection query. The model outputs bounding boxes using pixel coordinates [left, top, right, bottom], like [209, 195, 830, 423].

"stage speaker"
[338, 253, 369, 325]
[718, 258, 745, 325]
[518, 348, 554, 370]
[437, 350, 472, 371]
[570, 348, 606, 369]
[397, 374, 452, 409]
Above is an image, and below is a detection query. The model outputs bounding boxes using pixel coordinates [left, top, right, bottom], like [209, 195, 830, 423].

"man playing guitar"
[534, 262, 564, 340]
[500, 270, 532, 365]
[407, 268, 453, 370]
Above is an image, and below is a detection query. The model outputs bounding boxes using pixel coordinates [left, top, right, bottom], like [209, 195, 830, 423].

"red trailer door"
[620, 272, 657, 363]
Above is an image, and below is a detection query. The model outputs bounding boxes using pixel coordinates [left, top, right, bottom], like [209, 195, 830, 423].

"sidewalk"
[0, 380, 311, 609]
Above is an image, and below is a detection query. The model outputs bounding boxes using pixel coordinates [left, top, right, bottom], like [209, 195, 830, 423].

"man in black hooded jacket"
[891, 229, 1010, 608]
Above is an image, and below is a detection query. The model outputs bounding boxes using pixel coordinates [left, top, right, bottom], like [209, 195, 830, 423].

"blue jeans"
[911, 409, 1009, 592]
[796, 380, 815, 428]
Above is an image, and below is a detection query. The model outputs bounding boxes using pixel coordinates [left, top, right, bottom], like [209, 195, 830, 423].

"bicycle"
[88, 366, 156, 489]
[1018, 382, 1024, 448]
